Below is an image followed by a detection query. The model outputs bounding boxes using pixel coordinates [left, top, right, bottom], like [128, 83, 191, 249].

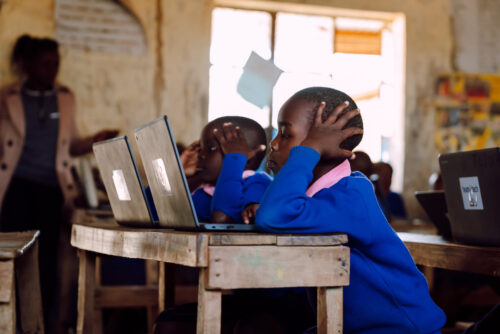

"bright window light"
[209, 7, 403, 174]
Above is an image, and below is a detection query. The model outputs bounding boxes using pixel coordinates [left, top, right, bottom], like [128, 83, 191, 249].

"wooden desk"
[0, 231, 44, 334]
[71, 212, 350, 334]
[399, 232, 500, 277]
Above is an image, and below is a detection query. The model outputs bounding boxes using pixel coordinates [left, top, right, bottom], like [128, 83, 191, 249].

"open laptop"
[439, 148, 500, 246]
[92, 136, 159, 227]
[134, 116, 256, 231]
[414, 190, 452, 239]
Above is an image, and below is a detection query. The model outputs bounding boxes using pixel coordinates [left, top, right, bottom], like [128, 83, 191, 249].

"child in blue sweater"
[253, 87, 446, 334]
[182, 116, 271, 224]
[146, 116, 270, 224]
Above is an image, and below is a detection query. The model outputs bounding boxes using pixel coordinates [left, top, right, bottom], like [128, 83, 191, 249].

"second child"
[184, 116, 271, 224]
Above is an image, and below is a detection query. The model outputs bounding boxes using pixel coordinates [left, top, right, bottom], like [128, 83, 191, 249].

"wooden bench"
[0, 230, 44, 334]
[71, 211, 350, 334]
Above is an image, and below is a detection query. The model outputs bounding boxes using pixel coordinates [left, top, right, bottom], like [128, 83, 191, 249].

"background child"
[184, 116, 270, 224]
[349, 150, 390, 220]
[255, 87, 446, 333]
[373, 161, 408, 220]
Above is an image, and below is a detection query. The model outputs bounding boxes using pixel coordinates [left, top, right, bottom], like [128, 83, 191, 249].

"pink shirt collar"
[305, 159, 351, 197]
[201, 170, 256, 196]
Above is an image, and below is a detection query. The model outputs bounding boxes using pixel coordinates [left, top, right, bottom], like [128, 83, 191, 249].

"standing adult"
[0, 34, 117, 333]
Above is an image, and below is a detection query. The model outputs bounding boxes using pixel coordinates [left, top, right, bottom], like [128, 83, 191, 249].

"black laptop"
[439, 148, 500, 246]
[414, 190, 452, 240]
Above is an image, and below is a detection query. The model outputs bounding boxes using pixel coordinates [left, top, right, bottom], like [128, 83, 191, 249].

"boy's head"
[373, 162, 393, 196]
[198, 116, 267, 184]
[350, 151, 374, 177]
[268, 87, 363, 174]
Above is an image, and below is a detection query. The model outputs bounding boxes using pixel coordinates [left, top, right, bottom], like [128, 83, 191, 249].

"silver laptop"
[439, 148, 500, 246]
[134, 116, 256, 231]
[92, 136, 158, 227]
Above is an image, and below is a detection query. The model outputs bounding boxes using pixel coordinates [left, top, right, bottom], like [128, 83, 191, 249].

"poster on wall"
[434, 73, 500, 153]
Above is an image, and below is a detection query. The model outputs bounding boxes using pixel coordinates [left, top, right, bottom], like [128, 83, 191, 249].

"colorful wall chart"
[435, 73, 500, 153]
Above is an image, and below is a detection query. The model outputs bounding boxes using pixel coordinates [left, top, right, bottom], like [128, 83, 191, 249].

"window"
[209, 6, 405, 190]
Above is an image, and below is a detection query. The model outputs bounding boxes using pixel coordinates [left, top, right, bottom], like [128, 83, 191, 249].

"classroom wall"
[0, 0, 211, 145]
[451, 0, 500, 74]
[1, 0, 499, 217]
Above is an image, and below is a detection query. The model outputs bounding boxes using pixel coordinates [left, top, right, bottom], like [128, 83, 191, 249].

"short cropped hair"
[207, 116, 267, 170]
[291, 87, 363, 151]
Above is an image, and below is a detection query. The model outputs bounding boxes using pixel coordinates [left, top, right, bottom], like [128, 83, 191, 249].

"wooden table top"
[0, 231, 40, 259]
[71, 210, 348, 267]
[398, 232, 500, 277]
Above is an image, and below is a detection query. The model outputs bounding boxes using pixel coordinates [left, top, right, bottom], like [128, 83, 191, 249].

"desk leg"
[0, 260, 15, 334]
[196, 268, 221, 334]
[422, 266, 435, 292]
[77, 250, 96, 334]
[16, 240, 44, 334]
[317, 287, 343, 334]
[158, 262, 175, 312]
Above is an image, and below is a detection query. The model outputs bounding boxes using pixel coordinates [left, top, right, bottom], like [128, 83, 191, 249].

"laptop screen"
[134, 117, 200, 229]
[93, 136, 157, 226]
[439, 148, 500, 246]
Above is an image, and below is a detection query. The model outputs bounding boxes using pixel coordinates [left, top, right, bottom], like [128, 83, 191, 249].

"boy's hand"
[213, 122, 265, 159]
[180, 140, 200, 177]
[93, 129, 120, 142]
[301, 101, 363, 161]
[242, 203, 259, 224]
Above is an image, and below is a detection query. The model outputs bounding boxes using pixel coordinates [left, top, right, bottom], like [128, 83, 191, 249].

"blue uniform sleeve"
[255, 146, 378, 244]
[192, 188, 212, 221]
[211, 153, 272, 223]
[144, 186, 159, 221]
[243, 172, 273, 205]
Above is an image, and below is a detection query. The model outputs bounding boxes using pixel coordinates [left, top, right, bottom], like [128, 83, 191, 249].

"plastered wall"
[0, 0, 211, 146]
[451, 0, 500, 74]
[1, 0, 499, 217]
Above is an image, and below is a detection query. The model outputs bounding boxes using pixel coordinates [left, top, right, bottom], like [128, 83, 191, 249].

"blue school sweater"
[255, 146, 446, 334]
[192, 153, 272, 223]
[145, 153, 271, 223]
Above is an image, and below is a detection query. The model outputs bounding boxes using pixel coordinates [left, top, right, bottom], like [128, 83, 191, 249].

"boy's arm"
[255, 146, 376, 241]
[192, 188, 212, 221]
[211, 155, 272, 223]
[210, 122, 267, 223]
[210, 153, 248, 223]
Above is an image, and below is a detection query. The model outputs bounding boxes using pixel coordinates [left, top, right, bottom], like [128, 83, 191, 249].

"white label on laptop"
[112, 169, 131, 201]
[459, 176, 484, 210]
[152, 158, 172, 196]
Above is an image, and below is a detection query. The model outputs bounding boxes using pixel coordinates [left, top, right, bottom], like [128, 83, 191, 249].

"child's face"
[268, 97, 316, 175]
[197, 124, 223, 184]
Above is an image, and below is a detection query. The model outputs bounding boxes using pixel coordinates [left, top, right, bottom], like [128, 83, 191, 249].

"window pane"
[209, 65, 271, 128]
[211, 8, 272, 66]
[274, 13, 334, 73]
[330, 53, 383, 96]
